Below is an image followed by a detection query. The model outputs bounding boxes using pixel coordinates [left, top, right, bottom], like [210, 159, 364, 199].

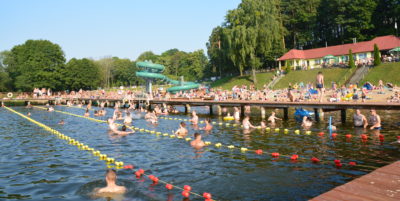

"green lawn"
[211, 72, 274, 90]
[273, 68, 352, 89]
[360, 62, 400, 85]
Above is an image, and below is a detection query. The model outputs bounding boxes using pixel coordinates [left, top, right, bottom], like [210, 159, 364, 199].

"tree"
[112, 58, 138, 86]
[373, 43, 381, 66]
[136, 51, 159, 63]
[372, 0, 400, 36]
[4, 40, 66, 91]
[95, 57, 114, 88]
[348, 49, 356, 68]
[64, 58, 101, 90]
[0, 51, 11, 91]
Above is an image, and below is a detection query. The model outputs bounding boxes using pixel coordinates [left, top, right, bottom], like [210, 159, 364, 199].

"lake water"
[0, 105, 399, 201]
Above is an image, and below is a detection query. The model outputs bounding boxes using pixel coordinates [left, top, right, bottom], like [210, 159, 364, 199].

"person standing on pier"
[316, 71, 325, 102]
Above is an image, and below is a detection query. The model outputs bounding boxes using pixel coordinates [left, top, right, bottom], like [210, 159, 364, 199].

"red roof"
[278, 35, 400, 61]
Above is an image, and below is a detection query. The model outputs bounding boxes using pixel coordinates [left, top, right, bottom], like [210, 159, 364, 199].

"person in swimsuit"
[190, 110, 199, 125]
[190, 133, 205, 149]
[353, 109, 368, 128]
[233, 107, 240, 121]
[316, 71, 324, 102]
[368, 109, 381, 130]
[201, 118, 213, 131]
[175, 122, 188, 137]
[94, 169, 126, 194]
[242, 116, 255, 130]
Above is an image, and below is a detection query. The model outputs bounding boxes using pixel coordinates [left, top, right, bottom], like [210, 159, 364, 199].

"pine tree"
[348, 49, 355, 68]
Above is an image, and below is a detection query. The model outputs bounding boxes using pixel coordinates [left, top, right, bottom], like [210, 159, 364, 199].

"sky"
[0, 0, 241, 60]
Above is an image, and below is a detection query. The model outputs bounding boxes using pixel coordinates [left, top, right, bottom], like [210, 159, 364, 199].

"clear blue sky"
[0, 0, 241, 60]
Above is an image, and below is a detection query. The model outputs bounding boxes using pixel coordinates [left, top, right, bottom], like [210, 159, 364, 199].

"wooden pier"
[311, 161, 400, 201]
[2, 98, 400, 122]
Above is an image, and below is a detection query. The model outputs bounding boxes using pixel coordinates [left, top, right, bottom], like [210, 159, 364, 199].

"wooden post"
[240, 105, 245, 117]
[185, 104, 191, 114]
[341, 109, 346, 123]
[217, 105, 222, 116]
[209, 105, 213, 115]
[314, 108, 320, 122]
[283, 108, 288, 120]
[261, 107, 266, 119]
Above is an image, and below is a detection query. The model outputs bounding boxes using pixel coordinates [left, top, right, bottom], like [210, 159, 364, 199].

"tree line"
[206, 0, 399, 82]
[0, 40, 209, 92]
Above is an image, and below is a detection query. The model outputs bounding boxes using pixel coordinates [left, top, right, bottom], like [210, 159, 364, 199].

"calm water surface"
[0, 105, 399, 201]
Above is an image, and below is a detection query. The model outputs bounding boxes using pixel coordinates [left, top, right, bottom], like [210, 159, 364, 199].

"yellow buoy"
[240, 147, 248, 152]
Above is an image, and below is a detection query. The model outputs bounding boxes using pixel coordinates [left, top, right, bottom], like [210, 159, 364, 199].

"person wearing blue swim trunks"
[316, 71, 324, 102]
[368, 109, 382, 130]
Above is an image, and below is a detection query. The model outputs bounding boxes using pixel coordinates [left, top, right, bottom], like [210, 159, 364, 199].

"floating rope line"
[7, 106, 216, 201]
[32, 106, 380, 170]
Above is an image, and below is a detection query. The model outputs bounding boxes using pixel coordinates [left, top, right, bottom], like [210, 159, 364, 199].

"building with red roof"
[278, 35, 400, 69]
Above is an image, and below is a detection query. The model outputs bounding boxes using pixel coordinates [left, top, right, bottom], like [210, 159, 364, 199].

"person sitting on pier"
[201, 118, 213, 131]
[84, 109, 90, 117]
[191, 132, 205, 149]
[242, 116, 256, 130]
[190, 110, 198, 125]
[353, 109, 368, 128]
[268, 112, 281, 125]
[175, 122, 188, 137]
[94, 169, 126, 194]
[368, 109, 381, 130]
[301, 116, 313, 129]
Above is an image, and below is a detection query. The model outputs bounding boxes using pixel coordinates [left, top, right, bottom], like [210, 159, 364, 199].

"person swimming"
[175, 122, 188, 137]
[190, 132, 205, 149]
[123, 112, 132, 124]
[111, 125, 134, 136]
[242, 116, 255, 130]
[201, 118, 213, 131]
[190, 111, 198, 125]
[353, 109, 368, 128]
[302, 116, 313, 129]
[58, 120, 65, 125]
[94, 169, 126, 194]
[260, 120, 267, 128]
[233, 107, 240, 121]
[368, 109, 381, 130]
[267, 111, 281, 124]
[84, 109, 90, 117]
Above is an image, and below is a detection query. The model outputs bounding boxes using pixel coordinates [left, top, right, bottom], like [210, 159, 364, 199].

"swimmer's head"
[121, 125, 127, 131]
[205, 118, 210, 123]
[192, 110, 196, 115]
[318, 71, 322, 75]
[105, 169, 117, 183]
[356, 109, 361, 115]
[194, 132, 201, 139]
[94, 110, 98, 114]
[180, 122, 186, 127]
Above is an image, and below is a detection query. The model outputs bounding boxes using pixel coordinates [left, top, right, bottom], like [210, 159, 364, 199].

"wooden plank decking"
[311, 161, 400, 201]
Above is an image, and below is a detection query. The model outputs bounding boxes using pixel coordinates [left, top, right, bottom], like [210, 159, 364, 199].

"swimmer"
[233, 107, 240, 121]
[94, 169, 126, 194]
[48, 106, 54, 112]
[123, 112, 132, 124]
[260, 120, 267, 129]
[26, 101, 32, 108]
[353, 109, 368, 128]
[108, 118, 117, 131]
[242, 116, 255, 130]
[58, 120, 65, 125]
[201, 118, 213, 131]
[175, 122, 188, 137]
[190, 133, 205, 149]
[1, 102, 4, 107]
[112, 125, 134, 135]
[27, 112, 31, 116]
[368, 109, 381, 130]
[84, 109, 90, 117]
[302, 116, 313, 129]
[190, 111, 198, 125]
[94, 110, 100, 117]
[326, 124, 336, 131]
[267, 112, 281, 124]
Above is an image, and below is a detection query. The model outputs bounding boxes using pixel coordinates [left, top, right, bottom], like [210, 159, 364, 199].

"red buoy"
[334, 159, 341, 164]
[348, 161, 356, 166]
[255, 149, 263, 155]
[397, 136, 400, 140]
[331, 133, 338, 138]
[291, 154, 299, 160]
[345, 134, 352, 138]
[203, 192, 212, 199]
[123, 164, 134, 169]
[271, 152, 280, 158]
[152, 177, 159, 183]
[311, 157, 320, 163]
[183, 185, 192, 192]
[182, 191, 190, 198]
[138, 169, 145, 174]
[335, 163, 342, 168]
[361, 134, 368, 140]
[165, 184, 173, 190]
[318, 132, 324, 136]
[148, 175, 155, 180]
[135, 171, 141, 178]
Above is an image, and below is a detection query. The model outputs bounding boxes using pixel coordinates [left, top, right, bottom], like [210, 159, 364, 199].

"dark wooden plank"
[311, 161, 400, 201]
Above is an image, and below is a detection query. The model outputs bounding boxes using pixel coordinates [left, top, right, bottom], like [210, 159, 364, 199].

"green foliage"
[360, 62, 400, 85]
[4, 40, 66, 91]
[284, 66, 291, 73]
[374, 44, 381, 66]
[211, 72, 275, 90]
[111, 58, 138, 86]
[372, 0, 400, 36]
[64, 58, 101, 90]
[348, 49, 356, 68]
[273, 68, 349, 89]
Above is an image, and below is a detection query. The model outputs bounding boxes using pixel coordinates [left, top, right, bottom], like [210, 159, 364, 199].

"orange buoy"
[348, 161, 356, 166]
[291, 154, 299, 160]
[345, 134, 352, 138]
[255, 149, 263, 155]
[165, 184, 173, 190]
[138, 169, 145, 174]
[331, 133, 338, 138]
[152, 177, 159, 183]
[183, 185, 192, 191]
[271, 152, 280, 158]
[311, 157, 320, 163]
[182, 191, 190, 198]
[203, 192, 212, 199]
[135, 171, 141, 178]
[318, 132, 324, 136]
[334, 159, 340, 164]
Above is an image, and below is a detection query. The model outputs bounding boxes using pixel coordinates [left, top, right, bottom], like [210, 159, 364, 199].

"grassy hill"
[211, 72, 274, 90]
[360, 62, 400, 85]
[272, 68, 353, 89]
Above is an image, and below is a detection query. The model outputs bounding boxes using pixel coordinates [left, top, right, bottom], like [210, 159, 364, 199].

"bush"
[373, 44, 381, 66]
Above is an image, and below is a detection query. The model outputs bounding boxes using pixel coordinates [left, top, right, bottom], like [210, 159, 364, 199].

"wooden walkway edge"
[311, 161, 400, 201]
